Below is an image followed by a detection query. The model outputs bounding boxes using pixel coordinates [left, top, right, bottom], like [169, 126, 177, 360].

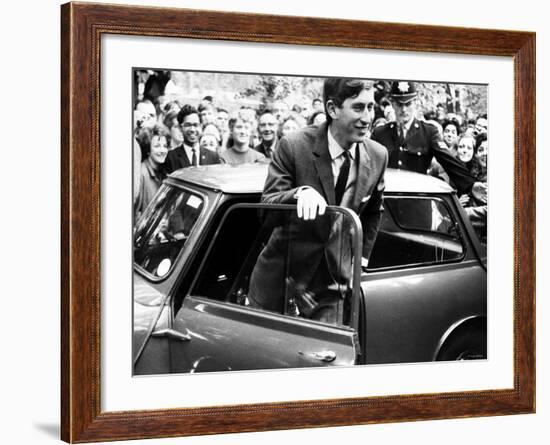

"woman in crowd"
[200, 132, 220, 154]
[456, 135, 476, 168]
[459, 133, 488, 245]
[134, 124, 170, 220]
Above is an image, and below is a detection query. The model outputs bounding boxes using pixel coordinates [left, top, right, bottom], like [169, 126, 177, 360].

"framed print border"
[60, 1, 536, 442]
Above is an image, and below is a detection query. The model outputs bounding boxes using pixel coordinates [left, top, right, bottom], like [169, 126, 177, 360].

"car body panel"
[170, 296, 357, 372]
[361, 261, 486, 364]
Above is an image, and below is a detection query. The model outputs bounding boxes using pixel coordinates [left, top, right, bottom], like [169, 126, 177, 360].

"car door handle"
[151, 328, 191, 341]
[298, 350, 336, 363]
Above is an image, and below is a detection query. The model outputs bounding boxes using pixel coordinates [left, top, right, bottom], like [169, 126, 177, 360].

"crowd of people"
[133, 74, 488, 245]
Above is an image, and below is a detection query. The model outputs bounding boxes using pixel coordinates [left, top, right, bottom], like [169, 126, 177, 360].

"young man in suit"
[248, 78, 388, 323]
[164, 104, 220, 173]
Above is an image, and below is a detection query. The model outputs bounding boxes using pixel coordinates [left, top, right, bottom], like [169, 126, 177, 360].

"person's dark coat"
[164, 144, 220, 173]
[248, 122, 387, 313]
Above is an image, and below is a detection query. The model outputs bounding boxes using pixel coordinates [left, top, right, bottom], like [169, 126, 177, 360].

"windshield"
[134, 185, 204, 278]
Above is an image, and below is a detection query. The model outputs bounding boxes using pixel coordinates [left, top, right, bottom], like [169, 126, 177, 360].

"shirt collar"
[327, 127, 356, 161]
[183, 142, 199, 159]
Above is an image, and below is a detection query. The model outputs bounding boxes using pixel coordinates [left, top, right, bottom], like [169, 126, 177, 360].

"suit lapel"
[352, 141, 372, 211]
[312, 124, 336, 205]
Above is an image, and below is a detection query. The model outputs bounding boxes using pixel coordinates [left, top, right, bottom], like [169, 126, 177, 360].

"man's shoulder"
[364, 138, 388, 161]
[371, 121, 396, 138]
[415, 119, 439, 134]
[167, 145, 183, 158]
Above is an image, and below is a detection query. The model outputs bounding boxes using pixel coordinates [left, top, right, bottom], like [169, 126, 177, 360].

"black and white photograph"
[132, 68, 488, 375]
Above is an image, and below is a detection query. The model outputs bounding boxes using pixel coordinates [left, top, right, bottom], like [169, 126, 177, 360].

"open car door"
[169, 204, 363, 373]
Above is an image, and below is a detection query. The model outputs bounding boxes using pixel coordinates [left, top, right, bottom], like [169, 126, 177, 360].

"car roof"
[168, 163, 454, 194]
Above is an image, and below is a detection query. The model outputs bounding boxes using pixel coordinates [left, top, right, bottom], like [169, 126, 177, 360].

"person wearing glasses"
[164, 104, 220, 173]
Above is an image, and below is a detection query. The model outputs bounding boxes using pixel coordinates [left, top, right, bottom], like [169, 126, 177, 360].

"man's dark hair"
[259, 108, 275, 117]
[177, 104, 199, 125]
[442, 117, 462, 134]
[216, 107, 229, 115]
[323, 78, 368, 124]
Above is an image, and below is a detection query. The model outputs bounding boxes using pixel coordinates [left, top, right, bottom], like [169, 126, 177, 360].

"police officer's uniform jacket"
[371, 118, 475, 194]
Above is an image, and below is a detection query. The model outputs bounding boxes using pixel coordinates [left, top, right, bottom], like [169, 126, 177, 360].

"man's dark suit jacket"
[254, 139, 278, 159]
[248, 122, 388, 313]
[371, 118, 474, 194]
[164, 144, 220, 173]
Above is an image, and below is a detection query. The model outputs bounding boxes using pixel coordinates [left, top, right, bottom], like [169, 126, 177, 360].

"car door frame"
[168, 202, 366, 372]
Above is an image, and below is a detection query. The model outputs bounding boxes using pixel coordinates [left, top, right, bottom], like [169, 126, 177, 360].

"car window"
[134, 185, 204, 278]
[366, 196, 465, 270]
[190, 205, 361, 327]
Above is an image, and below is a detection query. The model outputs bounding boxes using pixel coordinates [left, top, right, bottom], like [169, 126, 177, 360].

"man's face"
[216, 111, 229, 132]
[272, 101, 289, 122]
[392, 99, 417, 125]
[329, 89, 374, 146]
[200, 107, 216, 125]
[181, 113, 202, 145]
[231, 119, 251, 148]
[312, 99, 323, 113]
[258, 113, 278, 142]
[443, 124, 459, 148]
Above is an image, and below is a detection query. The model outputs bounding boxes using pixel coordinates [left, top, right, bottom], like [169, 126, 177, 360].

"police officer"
[371, 80, 475, 195]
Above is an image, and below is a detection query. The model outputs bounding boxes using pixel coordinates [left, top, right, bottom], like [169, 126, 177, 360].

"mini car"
[133, 163, 487, 374]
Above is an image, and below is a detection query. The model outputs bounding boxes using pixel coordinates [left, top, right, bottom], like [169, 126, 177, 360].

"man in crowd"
[215, 107, 230, 149]
[271, 100, 289, 123]
[312, 97, 324, 113]
[254, 110, 279, 159]
[371, 81, 475, 195]
[198, 101, 217, 126]
[164, 104, 220, 173]
[220, 116, 267, 164]
[248, 78, 388, 323]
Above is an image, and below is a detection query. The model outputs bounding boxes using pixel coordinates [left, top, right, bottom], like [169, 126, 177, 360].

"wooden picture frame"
[61, 1, 535, 442]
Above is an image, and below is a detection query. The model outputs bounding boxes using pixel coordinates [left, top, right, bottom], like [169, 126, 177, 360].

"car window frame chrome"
[133, 179, 211, 283]
[364, 192, 470, 273]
